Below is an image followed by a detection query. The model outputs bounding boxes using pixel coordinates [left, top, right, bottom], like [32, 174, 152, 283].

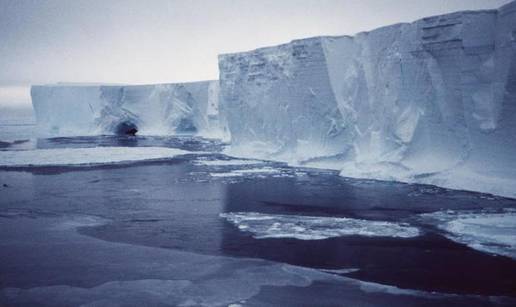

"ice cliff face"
[219, 1, 516, 197]
[219, 38, 350, 161]
[30, 1, 516, 197]
[31, 81, 225, 138]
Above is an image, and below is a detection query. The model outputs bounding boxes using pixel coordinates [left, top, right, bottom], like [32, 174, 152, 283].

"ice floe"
[0, 147, 192, 167]
[210, 167, 281, 177]
[194, 158, 265, 166]
[220, 212, 420, 240]
[421, 209, 516, 259]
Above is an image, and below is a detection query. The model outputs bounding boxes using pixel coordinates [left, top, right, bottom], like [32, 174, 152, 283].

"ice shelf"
[31, 81, 226, 139]
[218, 1, 516, 198]
[30, 1, 516, 197]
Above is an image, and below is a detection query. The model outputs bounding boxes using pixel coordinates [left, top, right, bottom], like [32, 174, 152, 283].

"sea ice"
[209, 167, 281, 178]
[0, 147, 192, 167]
[194, 158, 265, 166]
[220, 212, 420, 240]
[421, 209, 516, 259]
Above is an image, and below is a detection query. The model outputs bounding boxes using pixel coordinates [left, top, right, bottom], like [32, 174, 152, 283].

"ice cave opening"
[115, 121, 138, 136]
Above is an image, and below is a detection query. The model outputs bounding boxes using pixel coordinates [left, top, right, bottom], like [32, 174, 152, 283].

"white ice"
[194, 158, 264, 166]
[31, 81, 227, 139]
[210, 167, 281, 177]
[28, 1, 516, 198]
[220, 212, 420, 240]
[421, 209, 516, 259]
[219, 1, 516, 198]
[0, 147, 191, 167]
[209, 172, 244, 177]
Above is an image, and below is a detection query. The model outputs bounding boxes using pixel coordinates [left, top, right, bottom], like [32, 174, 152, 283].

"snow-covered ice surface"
[421, 209, 516, 259]
[31, 81, 227, 139]
[0, 147, 192, 167]
[219, 1, 516, 198]
[220, 212, 420, 240]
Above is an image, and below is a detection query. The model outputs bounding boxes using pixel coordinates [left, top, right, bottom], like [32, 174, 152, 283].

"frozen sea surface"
[194, 158, 265, 166]
[220, 212, 420, 240]
[421, 209, 516, 259]
[0, 147, 193, 167]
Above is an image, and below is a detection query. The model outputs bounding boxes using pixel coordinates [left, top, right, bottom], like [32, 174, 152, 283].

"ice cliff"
[30, 1, 516, 198]
[219, 1, 516, 197]
[31, 81, 224, 138]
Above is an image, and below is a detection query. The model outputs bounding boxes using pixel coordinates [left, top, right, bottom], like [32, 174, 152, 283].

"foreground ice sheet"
[220, 212, 419, 240]
[219, 1, 516, 198]
[0, 147, 191, 167]
[421, 209, 516, 259]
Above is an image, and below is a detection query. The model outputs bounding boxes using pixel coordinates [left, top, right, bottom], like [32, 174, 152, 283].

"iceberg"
[28, 1, 516, 197]
[31, 81, 226, 138]
[219, 1, 516, 198]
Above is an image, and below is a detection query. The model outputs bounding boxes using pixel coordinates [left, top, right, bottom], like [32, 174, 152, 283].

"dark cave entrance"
[115, 121, 138, 136]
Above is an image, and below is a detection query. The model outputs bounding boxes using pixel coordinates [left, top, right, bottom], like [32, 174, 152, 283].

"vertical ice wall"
[219, 38, 350, 161]
[31, 81, 223, 137]
[219, 1, 516, 197]
[29, 1, 516, 197]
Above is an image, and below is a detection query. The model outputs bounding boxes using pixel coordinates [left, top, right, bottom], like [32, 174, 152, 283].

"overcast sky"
[0, 0, 512, 90]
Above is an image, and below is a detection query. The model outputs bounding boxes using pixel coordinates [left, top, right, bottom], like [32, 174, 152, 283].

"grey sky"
[0, 0, 512, 87]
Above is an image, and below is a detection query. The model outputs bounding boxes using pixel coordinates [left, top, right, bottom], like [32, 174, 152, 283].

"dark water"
[1, 137, 516, 297]
[33, 135, 227, 152]
[0, 134, 227, 152]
